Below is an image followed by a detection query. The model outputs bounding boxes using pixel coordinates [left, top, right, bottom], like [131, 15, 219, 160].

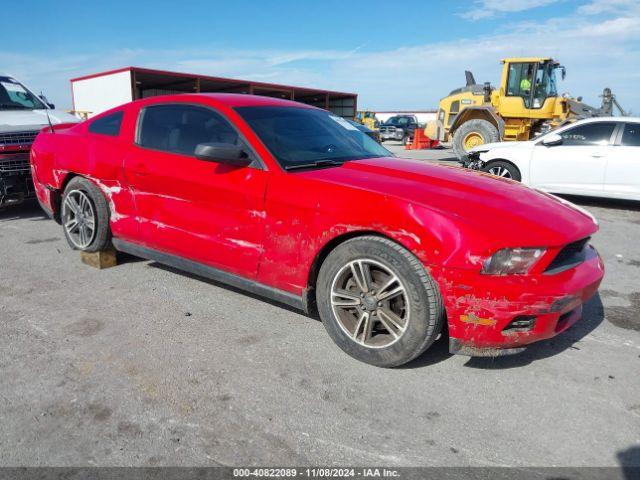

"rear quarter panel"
[30, 107, 139, 241]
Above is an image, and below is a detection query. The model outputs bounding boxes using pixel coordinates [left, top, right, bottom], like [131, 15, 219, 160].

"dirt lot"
[1, 146, 639, 468]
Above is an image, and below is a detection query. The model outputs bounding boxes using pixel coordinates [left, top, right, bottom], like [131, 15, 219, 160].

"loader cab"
[500, 58, 563, 117]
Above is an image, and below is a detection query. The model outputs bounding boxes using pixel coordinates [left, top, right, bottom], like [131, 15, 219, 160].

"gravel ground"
[1, 147, 639, 468]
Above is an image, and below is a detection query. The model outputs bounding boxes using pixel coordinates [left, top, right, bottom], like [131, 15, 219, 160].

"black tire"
[482, 160, 522, 182]
[316, 235, 444, 367]
[61, 176, 112, 252]
[452, 119, 499, 160]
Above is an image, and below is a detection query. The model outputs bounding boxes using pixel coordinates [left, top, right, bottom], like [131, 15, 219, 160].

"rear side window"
[137, 104, 239, 156]
[88, 111, 124, 136]
[621, 123, 640, 147]
[560, 122, 616, 146]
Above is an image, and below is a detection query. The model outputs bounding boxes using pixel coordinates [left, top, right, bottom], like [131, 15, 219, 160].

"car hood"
[0, 109, 80, 132]
[298, 156, 597, 248]
[469, 140, 534, 153]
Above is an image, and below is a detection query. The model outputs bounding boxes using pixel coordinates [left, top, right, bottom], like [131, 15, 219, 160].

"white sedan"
[465, 117, 640, 201]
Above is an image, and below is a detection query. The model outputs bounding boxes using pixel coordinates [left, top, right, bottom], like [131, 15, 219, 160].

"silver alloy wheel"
[330, 258, 410, 348]
[62, 190, 96, 249]
[488, 165, 512, 178]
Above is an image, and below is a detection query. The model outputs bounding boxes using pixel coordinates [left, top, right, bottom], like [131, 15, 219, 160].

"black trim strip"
[112, 238, 304, 311]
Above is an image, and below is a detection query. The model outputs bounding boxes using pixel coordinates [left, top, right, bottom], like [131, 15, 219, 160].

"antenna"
[44, 107, 55, 134]
[40, 90, 55, 133]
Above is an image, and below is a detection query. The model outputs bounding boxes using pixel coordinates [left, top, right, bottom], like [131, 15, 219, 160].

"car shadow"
[0, 199, 48, 222]
[398, 328, 453, 368]
[146, 260, 607, 370]
[147, 262, 307, 316]
[617, 445, 640, 479]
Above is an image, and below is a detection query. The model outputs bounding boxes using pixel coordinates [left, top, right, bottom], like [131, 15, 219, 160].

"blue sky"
[2, 0, 639, 113]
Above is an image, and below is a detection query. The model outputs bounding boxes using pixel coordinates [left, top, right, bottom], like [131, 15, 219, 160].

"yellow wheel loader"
[356, 110, 379, 131]
[425, 57, 626, 159]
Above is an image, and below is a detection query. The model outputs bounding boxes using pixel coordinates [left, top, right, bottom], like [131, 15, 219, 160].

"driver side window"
[137, 104, 240, 156]
[560, 122, 616, 146]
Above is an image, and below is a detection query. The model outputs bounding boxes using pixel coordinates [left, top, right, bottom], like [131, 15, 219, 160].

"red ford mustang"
[30, 94, 604, 367]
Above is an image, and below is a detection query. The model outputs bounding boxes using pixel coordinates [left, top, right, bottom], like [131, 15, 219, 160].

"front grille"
[380, 126, 396, 133]
[0, 154, 31, 172]
[545, 237, 590, 274]
[0, 130, 39, 147]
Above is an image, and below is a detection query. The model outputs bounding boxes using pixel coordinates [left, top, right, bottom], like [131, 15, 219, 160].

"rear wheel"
[482, 160, 521, 181]
[452, 119, 499, 159]
[61, 177, 111, 252]
[316, 236, 444, 367]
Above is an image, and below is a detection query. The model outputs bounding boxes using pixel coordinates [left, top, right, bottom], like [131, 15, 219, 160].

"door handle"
[590, 154, 605, 158]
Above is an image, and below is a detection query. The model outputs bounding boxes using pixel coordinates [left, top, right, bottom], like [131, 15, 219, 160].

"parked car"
[379, 115, 419, 144]
[0, 74, 80, 209]
[31, 94, 604, 367]
[346, 118, 381, 143]
[463, 117, 640, 201]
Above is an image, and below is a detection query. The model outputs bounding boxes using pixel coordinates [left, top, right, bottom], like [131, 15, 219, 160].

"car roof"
[572, 116, 640, 125]
[142, 93, 318, 109]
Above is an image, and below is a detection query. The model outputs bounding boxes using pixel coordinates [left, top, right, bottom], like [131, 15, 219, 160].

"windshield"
[235, 106, 391, 169]
[0, 76, 47, 110]
[385, 116, 410, 126]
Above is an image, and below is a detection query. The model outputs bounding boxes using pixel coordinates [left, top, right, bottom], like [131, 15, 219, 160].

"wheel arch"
[483, 158, 522, 180]
[49, 172, 82, 223]
[55, 173, 111, 223]
[304, 230, 410, 315]
[451, 107, 505, 138]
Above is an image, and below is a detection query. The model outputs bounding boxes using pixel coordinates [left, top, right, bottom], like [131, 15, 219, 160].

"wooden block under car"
[80, 248, 118, 269]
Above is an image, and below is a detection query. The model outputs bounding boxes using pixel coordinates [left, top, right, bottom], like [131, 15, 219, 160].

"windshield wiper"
[284, 159, 345, 171]
[0, 103, 31, 110]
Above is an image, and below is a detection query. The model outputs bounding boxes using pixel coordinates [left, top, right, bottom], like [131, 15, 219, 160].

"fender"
[450, 106, 505, 138]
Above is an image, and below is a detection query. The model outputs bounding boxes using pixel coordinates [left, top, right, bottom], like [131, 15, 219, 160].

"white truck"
[0, 75, 79, 208]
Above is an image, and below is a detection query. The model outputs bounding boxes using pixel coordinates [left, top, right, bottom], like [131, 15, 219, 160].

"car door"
[529, 121, 617, 194]
[125, 103, 268, 278]
[604, 122, 640, 199]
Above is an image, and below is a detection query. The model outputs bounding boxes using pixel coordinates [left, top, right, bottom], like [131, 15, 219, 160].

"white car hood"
[0, 109, 80, 132]
[469, 140, 535, 153]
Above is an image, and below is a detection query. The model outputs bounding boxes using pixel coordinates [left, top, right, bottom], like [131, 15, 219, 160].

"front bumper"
[380, 128, 405, 141]
[436, 246, 604, 356]
[459, 151, 485, 170]
[0, 153, 34, 208]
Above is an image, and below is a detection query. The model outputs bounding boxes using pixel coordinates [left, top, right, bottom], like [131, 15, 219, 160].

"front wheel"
[482, 161, 521, 181]
[452, 119, 500, 159]
[316, 236, 444, 367]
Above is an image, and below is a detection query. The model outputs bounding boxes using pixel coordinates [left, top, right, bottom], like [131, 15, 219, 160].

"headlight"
[481, 248, 545, 275]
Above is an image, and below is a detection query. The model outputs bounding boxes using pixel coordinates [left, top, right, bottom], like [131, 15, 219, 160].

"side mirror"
[195, 143, 251, 167]
[541, 133, 563, 147]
